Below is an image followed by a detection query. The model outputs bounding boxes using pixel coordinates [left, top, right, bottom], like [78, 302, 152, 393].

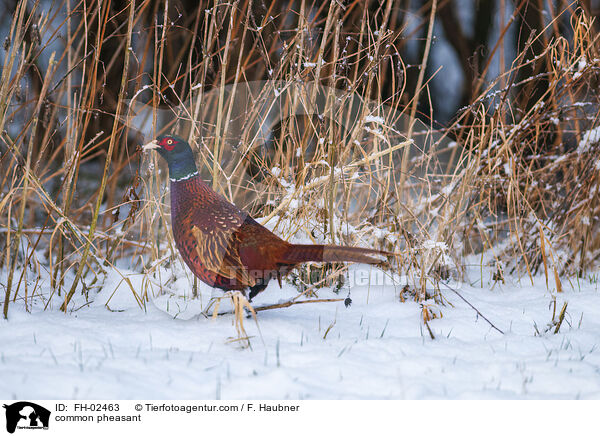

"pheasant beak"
[142, 139, 160, 151]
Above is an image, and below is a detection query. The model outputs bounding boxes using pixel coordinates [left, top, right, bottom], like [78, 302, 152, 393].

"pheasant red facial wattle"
[161, 137, 176, 151]
[144, 134, 389, 300]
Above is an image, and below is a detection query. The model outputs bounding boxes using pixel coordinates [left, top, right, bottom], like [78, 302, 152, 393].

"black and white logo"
[3, 402, 50, 433]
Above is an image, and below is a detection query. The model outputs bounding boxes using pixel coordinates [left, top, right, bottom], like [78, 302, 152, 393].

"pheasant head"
[143, 134, 198, 181]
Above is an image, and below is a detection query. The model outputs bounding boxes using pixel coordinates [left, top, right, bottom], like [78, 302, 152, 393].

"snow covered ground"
[1, 263, 600, 400]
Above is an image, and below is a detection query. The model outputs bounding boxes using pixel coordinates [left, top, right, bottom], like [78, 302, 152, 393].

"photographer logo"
[3, 402, 50, 433]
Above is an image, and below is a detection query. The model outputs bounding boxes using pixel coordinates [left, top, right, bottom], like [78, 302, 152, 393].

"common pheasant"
[144, 134, 388, 300]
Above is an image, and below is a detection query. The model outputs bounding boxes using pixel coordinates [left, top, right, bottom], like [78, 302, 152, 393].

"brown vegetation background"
[1, 0, 599, 317]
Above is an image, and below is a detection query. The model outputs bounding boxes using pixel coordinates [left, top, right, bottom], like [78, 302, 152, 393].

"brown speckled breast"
[170, 175, 247, 290]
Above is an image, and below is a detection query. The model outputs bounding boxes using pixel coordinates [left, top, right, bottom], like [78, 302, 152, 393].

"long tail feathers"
[281, 244, 391, 265]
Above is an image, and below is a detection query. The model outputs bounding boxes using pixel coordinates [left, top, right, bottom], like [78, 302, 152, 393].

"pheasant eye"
[163, 138, 176, 150]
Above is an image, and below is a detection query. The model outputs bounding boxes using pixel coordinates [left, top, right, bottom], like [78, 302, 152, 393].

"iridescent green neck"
[168, 155, 199, 182]
[161, 143, 199, 182]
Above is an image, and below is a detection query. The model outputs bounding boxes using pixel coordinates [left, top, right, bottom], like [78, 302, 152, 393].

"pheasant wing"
[190, 225, 255, 286]
[187, 199, 256, 288]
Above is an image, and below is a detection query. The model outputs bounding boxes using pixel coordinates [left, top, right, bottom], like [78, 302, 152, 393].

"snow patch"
[577, 126, 600, 153]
